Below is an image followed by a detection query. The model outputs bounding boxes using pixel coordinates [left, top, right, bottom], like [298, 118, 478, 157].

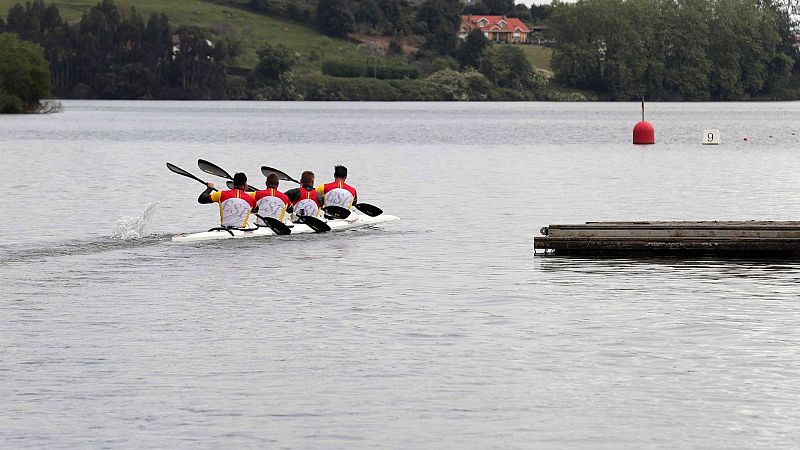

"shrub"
[427, 68, 491, 100]
[480, 45, 548, 93]
[322, 60, 365, 78]
[322, 60, 420, 80]
[0, 33, 51, 113]
[249, 43, 298, 88]
[406, 35, 426, 48]
[295, 75, 443, 100]
[413, 50, 459, 75]
[388, 38, 403, 55]
[487, 87, 532, 101]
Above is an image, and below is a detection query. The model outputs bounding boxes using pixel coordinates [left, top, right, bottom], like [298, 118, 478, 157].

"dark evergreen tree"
[142, 13, 173, 92]
[484, 0, 514, 16]
[378, 0, 403, 31]
[4, 0, 76, 97]
[317, 0, 355, 38]
[464, 2, 491, 15]
[355, 0, 388, 31]
[247, 0, 270, 13]
[457, 28, 489, 68]
[249, 43, 297, 87]
[416, 0, 461, 55]
[530, 3, 552, 23]
[167, 26, 237, 99]
[513, 4, 531, 21]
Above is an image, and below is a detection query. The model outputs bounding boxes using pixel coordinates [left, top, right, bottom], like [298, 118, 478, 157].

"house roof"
[461, 15, 531, 33]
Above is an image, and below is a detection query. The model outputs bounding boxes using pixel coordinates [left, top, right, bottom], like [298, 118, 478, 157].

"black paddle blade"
[295, 216, 331, 232]
[323, 205, 351, 219]
[200, 159, 257, 191]
[261, 166, 299, 184]
[166, 162, 212, 187]
[198, 159, 232, 180]
[354, 203, 383, 217]
[256, 214, 291, 235]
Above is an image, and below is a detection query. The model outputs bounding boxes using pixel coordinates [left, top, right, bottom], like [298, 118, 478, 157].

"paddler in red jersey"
[253, 172, 290, 225]
[316, 165, 358, 210]
[198, 172, 256, 228]
[284, 170, 324, 221]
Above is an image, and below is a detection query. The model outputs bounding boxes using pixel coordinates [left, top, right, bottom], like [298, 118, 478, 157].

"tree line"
[247, 0, 550, 39]
[0, 0, 238, 99]
[547, 0, 800, 100]
[8, 0, 792, 103]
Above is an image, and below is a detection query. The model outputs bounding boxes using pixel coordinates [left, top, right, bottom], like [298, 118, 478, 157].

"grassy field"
[520, 44, 552, 72]
[0, 0, 365, 69]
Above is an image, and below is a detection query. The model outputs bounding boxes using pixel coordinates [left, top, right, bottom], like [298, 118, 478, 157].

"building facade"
[459, 15, 531, 44]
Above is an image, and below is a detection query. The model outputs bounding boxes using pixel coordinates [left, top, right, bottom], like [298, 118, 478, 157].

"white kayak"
[171, 213, 399, 242]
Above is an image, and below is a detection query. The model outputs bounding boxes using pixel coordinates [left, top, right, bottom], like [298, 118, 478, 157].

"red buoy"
[633, 99, 654, 144]
[633, 121, 655, 144]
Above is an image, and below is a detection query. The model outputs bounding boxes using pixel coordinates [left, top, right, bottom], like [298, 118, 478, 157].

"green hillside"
[0, 0, 363, 70]
[0, 0, 554, 72]
[520, 45, 552, 75]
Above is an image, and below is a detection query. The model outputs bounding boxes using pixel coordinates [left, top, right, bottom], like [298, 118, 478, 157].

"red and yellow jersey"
[254, 188, 290, 223]
[209, 189, 256, 228]
[316, 181, 357, 209]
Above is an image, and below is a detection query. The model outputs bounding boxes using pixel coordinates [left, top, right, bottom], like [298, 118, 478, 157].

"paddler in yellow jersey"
[198, 172, 256, 228]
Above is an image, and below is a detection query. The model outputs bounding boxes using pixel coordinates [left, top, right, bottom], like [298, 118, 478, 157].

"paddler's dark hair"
[300, 170, 314, 186]
[334, 165, 347, 179]
[265, 173, 279, 188]
[233, 172, 247, 188]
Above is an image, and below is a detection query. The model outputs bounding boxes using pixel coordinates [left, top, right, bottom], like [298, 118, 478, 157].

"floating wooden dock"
[534, 221, 800, 256]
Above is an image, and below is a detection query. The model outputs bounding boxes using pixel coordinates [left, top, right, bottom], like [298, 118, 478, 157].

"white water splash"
[111, 203, 157, 240]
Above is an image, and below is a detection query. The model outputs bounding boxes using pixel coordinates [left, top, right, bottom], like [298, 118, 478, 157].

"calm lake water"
[2, 101, 800, 448]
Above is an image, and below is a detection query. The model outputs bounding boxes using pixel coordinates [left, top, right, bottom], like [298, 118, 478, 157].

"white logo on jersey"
[292, 198, 319, 221]
[324, 188, 354, 209]
[220, 198, 252, 227]
[256, 197, 286, 223]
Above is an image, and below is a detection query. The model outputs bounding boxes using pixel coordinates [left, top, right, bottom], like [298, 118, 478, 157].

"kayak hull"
[171, 214, 399, 242]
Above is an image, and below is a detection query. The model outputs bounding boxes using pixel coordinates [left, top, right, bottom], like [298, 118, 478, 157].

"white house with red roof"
[459, 15, 531, 44]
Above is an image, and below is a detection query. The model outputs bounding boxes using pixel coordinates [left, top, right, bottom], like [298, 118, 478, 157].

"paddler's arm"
[198, 182, 218, 204]
[248, 191, 258, 213]
[284, 188, 300, 213]
[284, 188, 298, 201]
[314, 185, 328, 206]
